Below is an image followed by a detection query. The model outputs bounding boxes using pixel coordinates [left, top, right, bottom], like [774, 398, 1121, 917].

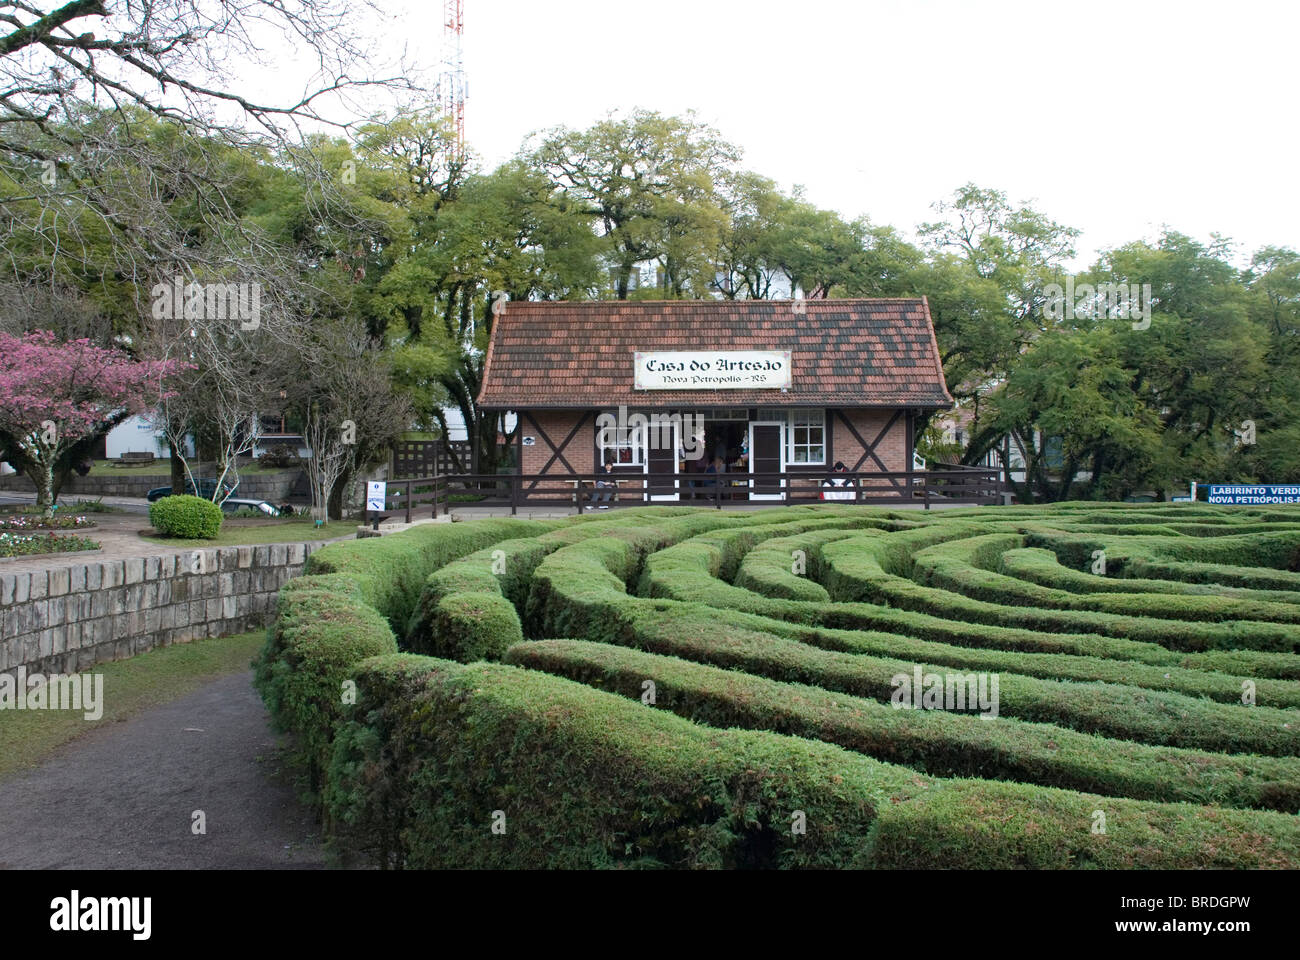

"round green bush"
[149, 494, 223, 539]
[423, 591, 523, 662]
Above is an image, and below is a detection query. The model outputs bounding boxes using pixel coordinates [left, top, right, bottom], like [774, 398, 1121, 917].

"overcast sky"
[375, 0, 1295, 268]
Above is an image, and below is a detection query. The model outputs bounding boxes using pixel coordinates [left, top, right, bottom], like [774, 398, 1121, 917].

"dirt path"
[0, 670, 327, 869]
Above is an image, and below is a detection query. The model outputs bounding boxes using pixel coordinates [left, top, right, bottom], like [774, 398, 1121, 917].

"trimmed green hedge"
[322, 653, 1300, 868]
[326, 654, 909, 868]
[528, 588, 1300, 756]
[411, 591, 523, 661]
[258, 504, 1300, 869]
[547, 518, 1300, 679]
[998, 546, 1300, 604]
[252, 574, 399, 795]
[506, 639, 1300, 811]
[306, 517, 559, 628]
[148, 494, 223, 539]
[822, 535, 1300, 654]
[912, 535, 1300, 624]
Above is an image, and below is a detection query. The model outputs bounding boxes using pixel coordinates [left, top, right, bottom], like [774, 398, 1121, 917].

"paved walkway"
[0, 509, 351, 578]
[0, 512, 187, 578]
[0, 670, 327, 869]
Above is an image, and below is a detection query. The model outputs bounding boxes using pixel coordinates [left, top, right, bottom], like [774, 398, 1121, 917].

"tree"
[1, 1, 425, 284]
[529, 109, 739, 299]
[0, 331, 182, 514]
[141, 275, 308, 504]
[282, 321, 411, 523]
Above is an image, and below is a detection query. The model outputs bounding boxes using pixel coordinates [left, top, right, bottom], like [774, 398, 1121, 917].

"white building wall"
[440, 408, 516, 442]
[105, 414, 174, 459]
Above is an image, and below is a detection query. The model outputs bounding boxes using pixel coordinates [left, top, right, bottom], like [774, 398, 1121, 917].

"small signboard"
[634, 351, 792, 390]
[1170, 496, 1193, 502]
[365, 480, 387, 512]
[522, 436, 536, 446]
[1208, 484, 1300, 505]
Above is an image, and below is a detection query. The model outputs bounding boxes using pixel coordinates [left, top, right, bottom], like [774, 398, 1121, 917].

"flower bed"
[0, 531, 102, 557]
[0, 513, 97, 531]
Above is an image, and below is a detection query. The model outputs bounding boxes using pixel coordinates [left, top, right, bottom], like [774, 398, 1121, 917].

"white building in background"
[1, 413, 189, 474]
[104, 414, 182, 459]
[439, 407, 517, 443]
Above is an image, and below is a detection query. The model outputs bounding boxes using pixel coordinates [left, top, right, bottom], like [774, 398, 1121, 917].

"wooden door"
[644, 422, 679, 500]
[748, 422, 784, 500]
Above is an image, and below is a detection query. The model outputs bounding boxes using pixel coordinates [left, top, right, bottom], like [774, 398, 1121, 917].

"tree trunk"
[327, 465, 352, 521]
[34, 457, 55, 518]
[170, 439, 186, 494]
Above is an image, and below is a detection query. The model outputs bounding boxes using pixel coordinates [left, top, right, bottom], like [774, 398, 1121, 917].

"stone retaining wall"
[0, 468, 306, 501]
[0, 542, 321, 678]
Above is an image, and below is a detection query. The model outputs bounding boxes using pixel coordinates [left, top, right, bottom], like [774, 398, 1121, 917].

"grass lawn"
[139, 517, 346, 548]
[86, 459, 288, 477]
[0, 631, 265, 780]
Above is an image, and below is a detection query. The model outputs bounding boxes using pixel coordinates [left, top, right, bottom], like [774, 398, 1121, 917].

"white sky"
[375, 0, 1298, 267]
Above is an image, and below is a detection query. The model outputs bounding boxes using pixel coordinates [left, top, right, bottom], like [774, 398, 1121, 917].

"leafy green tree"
[529, 109, 739, 299]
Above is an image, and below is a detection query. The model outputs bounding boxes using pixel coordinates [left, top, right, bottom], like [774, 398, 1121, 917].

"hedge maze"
[255, 503, 1300, 868]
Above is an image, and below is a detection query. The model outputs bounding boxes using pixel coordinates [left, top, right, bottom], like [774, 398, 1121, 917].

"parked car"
[145, 478, 237, 502]
[218, 498, 282, 517]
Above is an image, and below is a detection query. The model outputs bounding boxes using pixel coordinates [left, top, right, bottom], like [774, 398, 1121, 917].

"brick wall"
[518, 411, 594, 501]
[832, 409, 911, 475]
[0, 542, 321, 679]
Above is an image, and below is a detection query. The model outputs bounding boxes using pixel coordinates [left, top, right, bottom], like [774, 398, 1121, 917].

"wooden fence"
[366, 465, 1003, 522]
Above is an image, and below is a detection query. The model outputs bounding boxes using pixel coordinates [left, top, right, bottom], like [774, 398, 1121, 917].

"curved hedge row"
[258, 502, 1300, 869]
[504, 638, 1300, 811]
[911, 534, 1300, 624]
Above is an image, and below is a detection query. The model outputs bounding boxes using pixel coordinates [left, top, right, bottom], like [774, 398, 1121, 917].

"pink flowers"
[0, 513, 92, 530]
[0, 331, 185, 441]
[0, 331, 189, 516]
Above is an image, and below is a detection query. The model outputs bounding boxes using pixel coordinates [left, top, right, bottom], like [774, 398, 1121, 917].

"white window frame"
[788, 409, 826, 466]
[599, 409, 644, 467]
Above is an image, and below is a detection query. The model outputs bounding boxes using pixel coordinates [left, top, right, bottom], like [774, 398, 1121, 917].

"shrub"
[252, 574, 399, 798]
[322, 653, 1300, 869]
[258, 443, 301, 468]
[413, 591, 523, 662]
[541, 595, 1300, 757]
[307, 517, 560, 628]
[505, 639, 1300, 811]
[260, 503, 1300, 869]
[148, 494, 223, 539]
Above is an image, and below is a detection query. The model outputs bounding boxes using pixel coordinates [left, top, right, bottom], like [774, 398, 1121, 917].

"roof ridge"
[500, 297, 926, 305]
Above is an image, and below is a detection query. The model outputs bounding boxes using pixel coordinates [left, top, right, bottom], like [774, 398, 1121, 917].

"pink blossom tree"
[0, 331, 185, 516]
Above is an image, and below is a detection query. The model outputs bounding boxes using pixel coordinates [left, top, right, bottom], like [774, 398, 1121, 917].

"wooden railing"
[367, 466, 1003, 521]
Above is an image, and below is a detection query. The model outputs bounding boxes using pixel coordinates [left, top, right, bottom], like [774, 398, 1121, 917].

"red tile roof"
[477, 298, 953, 409]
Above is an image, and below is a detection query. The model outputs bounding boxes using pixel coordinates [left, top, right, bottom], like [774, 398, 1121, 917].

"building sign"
[365, 481, 387, 512]
[1208, 484, 1300, 505]
[633, 351, 792, 390]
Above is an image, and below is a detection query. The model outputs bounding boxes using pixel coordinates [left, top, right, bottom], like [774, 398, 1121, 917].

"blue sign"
[1208, 484, 1300, 505]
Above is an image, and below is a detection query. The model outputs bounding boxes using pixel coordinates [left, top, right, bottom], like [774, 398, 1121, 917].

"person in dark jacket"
[589, 455, 616, 509]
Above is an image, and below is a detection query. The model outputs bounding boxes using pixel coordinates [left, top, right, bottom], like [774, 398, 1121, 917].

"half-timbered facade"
[476, 298, 954, 503]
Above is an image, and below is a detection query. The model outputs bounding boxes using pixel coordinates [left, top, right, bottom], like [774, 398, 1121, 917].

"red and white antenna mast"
[442, 0, 467, 158]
